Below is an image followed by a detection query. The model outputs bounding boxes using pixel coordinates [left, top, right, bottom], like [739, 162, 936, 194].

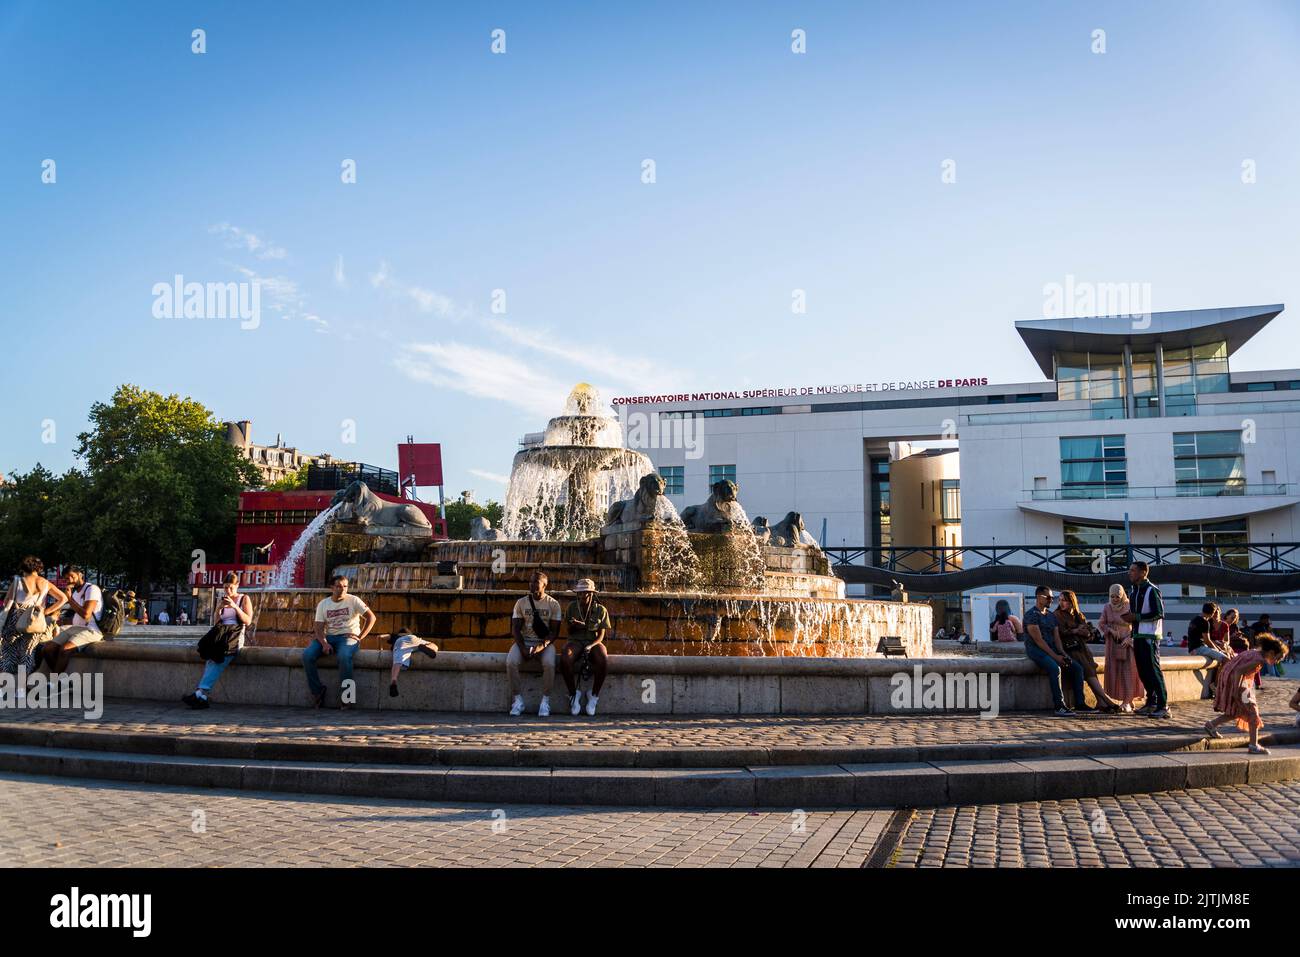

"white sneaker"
[585, 694, 598, 717]
[538, 696, 551, 717]
[570, 692, 583, 716]
[509, 695, 524, 716]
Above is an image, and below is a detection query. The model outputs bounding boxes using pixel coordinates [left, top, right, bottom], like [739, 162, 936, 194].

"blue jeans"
[1025, 640, 1086, 711]
[303, 635, 359, 696]
[198, 653, 237, 693]
[1133, 634, 1167, 710]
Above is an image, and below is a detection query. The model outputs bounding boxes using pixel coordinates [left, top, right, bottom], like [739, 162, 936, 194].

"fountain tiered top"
[502, 383, 655, 540]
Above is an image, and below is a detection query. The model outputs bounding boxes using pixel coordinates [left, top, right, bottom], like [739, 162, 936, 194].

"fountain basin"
[245, 587, 932, 658]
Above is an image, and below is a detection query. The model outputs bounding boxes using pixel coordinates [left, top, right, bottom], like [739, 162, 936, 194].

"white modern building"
[616, 304, 1300, 639]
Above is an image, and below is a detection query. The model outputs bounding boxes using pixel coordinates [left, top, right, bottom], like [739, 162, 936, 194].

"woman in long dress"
[1, 555, 67, 675]
[1204, 634, 1289, 754]
[1099, 583, 1143, 712]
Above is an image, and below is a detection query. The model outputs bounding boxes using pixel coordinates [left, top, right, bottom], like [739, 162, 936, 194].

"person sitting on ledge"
[303, 574, 376, 709]
[184, 571, 252, 709]
[1055, 590, 1120, 713]
[1023, 585, 1087, 717]
[1187, 601, 1232, 666]
[1203, 634, 1289, 754]
[562, 578, 610, 716]
[35, 565, 103, 674]
[385, 627, 438, 698]
[508, 570, 561, 717]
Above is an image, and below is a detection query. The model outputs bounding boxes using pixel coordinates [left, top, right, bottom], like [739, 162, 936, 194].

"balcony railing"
[962, 397, 1300, 427]
[824, 542, 1300, 575]
[1026, 482, 1291, 501]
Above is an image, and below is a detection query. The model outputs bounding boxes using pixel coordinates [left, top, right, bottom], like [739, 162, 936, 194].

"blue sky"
[3, 0, 1299, 497]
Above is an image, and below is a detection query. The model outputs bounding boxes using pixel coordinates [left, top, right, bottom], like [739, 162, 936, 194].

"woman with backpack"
[183, 572, 252, 709]
[1, 556, 67, 675]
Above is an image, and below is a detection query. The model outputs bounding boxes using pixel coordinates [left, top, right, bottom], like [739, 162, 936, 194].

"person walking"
[1125, 561, 1170, 718]
[1099, 583, 1143, 712]
[1203, 634, 1289, 754]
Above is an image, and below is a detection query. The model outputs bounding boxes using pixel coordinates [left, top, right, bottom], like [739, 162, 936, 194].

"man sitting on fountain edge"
[562, 578, 610, 716]
[304, 574, 377, 709]
[508, 570, 562, 717]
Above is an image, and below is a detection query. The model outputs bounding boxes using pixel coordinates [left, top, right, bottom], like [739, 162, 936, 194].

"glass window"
[1059, 435, 1127, 498]
[1178, 519, 1248, 573]
[941, 480, 961, 523]
[709, 464, 736, 486]
[1063, 522, 1125, 571]
[660, 466, 684, 495]
[1173, 431, 1244, 494]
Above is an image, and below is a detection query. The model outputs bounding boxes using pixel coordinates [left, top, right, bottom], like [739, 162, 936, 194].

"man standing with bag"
[1125, 561, 1170, 718]
[507, 570, 561, 717]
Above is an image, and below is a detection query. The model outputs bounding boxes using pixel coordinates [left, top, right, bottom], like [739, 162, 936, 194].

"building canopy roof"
[1014, 304, 1283, 377]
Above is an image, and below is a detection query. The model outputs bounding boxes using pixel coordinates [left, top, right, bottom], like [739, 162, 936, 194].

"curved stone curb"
[2, 741, 1297, 808]
[2, 722, 1296, 770]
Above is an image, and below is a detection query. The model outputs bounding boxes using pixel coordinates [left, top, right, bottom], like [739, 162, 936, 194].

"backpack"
[97, 589, 126, 639]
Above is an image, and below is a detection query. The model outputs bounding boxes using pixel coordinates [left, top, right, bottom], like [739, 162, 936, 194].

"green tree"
[72, 385, 262, 585]
[444, 498, 505, 539]
[0, 465, 63, 573]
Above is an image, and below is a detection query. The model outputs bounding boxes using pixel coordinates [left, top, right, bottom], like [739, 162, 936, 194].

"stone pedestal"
[304, 522, 432, 587]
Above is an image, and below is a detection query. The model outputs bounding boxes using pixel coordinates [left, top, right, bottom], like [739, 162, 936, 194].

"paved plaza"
[0, 772, 890, 868]
[2, 681, 1296, 755]
[895, 778, 1300, 868]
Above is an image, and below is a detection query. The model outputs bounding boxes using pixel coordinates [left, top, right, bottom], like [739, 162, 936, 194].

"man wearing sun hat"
[562, 578, 611, 716]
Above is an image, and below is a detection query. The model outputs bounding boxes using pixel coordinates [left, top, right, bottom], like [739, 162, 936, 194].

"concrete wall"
[69, 643, 1215, 715]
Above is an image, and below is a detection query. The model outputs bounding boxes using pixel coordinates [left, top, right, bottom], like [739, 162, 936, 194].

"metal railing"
[306, 463, 400, 496]
[1026, 482, 1291, 501]
[824, 542, 1300, 576]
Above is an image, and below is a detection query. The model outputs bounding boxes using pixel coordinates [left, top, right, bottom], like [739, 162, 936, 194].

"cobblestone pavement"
[894, 779, 1300, 868]
[1, 682, 1296, 753]
[0, 772, 888, 868]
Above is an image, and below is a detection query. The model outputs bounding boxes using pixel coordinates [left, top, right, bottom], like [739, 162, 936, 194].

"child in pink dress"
[1099, 584, 1143, 712]
[1204, 634, 1289, 753]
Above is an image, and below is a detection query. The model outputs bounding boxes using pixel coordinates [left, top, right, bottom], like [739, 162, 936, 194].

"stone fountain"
[247, 384, 932, 658]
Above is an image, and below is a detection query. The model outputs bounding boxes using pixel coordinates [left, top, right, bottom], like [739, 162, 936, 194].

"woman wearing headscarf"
[1099, 583, 1143, 712]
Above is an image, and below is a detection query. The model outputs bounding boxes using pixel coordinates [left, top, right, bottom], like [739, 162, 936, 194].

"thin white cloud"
[393, 341, 567, 415]
[333, 255, 347, 288]
[468, 468, 510, 485]
[484, 317, 682, 389]
[370, 261, 461, 319]
[210, 222, 287, 261]
[235, 265, 329, 330]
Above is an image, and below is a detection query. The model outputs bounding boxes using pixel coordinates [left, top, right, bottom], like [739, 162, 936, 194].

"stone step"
[2, 736, 1299, 807]
[3, 720, 1297, 770]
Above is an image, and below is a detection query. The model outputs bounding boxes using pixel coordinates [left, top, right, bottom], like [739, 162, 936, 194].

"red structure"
[397, 442, 444, 488]
[232, 488, 446, 585]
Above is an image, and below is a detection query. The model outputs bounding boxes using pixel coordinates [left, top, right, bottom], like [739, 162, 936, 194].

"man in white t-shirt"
[508, 570, 561, 716]
[303, 574, 376, 708]
[37, 565, 104, 673]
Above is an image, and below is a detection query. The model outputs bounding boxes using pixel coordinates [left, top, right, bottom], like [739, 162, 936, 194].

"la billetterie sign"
[612, 378, 990, 406]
